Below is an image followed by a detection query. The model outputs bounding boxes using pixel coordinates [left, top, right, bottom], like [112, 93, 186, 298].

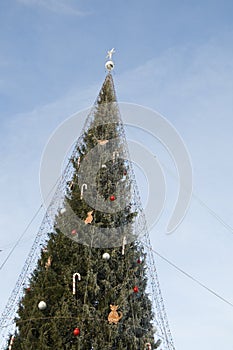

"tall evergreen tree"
[2, 60, 173, 350]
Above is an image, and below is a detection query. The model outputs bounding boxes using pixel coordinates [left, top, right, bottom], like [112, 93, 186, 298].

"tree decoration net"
[0, 73, 175, 350]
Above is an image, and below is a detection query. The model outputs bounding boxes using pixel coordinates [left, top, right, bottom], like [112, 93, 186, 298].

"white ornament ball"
[60, 208, 66, 214]
[105, 60, 114, 71]
[38, 301, 47, 310]
[102, 252, 110, 260]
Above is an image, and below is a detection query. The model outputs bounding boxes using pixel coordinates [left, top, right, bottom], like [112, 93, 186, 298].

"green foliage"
[8, 74, 158, 349]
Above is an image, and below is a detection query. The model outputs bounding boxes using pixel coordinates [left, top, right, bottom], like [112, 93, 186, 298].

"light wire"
[0, 176, 61, 271]
[149, 245, 233, 308]
[0, 205, 43, 271]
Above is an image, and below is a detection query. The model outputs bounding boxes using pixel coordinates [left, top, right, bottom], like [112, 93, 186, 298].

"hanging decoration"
[45, 256, 52, 270]
[80, 183, 87, 199]
[60, 208, 66, 214]
[73, 327, 80, 336]
[8, 335, 14, 350]
[73, 272, 81, 295]
[97, 139, 109, 145]
[112, 151, 119, 163]
[38, 301, 47, 310]
[42, 245, 48, 253]
[122, 236, 127, 255]
[133, 286, 139, 293]
[102, 252, 110, 260]
[108, 305, 123, 324]
[137, 258, 141, 264]
[84, 211, 93, 225]
[93, 300, 99, 308]
[69, 181, 74, 190]
[101, 164, 107, 168]
[77, 157, 81, 167]
[120, 174, 127, 182]
[144, 343, 152, 350]
[110, 195, 116, 201]
[71, 229, 77, 236]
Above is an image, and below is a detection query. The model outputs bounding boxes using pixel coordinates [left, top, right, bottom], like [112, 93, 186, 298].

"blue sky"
[1, 0, 233, 349]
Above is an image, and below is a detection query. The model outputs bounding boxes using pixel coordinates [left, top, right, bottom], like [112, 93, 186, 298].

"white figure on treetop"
[106, 48, 115, 60]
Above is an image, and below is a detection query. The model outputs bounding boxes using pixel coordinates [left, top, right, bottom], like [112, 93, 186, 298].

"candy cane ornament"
[122, 236, 127, 255]
[69, 181, 74, 190]
[73, 273, 81, 295]
[80, 184, 87, 200]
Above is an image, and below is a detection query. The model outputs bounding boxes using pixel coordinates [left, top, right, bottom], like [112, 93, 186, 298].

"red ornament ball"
[71, 229, 77, 236]
[123, 170, 127, 176]
[110, 195, 116, 201]
[133, 286, 139, 293]
[73, 328, 80, 336]
[26, 287, 31, 292]
[137, 259, 141, 264]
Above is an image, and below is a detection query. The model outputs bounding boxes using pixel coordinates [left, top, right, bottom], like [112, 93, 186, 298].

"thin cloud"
[17, 0, 88, 16]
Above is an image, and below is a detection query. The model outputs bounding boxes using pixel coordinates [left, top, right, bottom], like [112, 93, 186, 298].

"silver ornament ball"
[38, 301, 47, 310]
[102, 252, 110, 260]
[105, 60, 114, 71]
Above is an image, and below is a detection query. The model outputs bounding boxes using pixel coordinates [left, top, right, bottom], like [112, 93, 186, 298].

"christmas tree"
[1, 52, 175, 350]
